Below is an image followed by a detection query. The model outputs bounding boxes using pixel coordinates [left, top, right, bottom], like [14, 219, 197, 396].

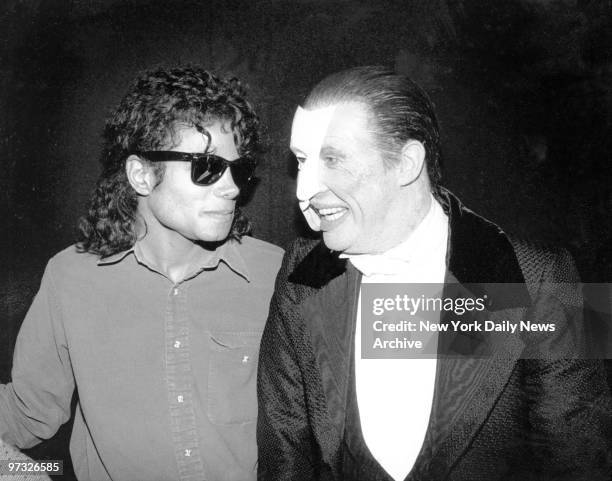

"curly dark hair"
[77, 66, 261, 257]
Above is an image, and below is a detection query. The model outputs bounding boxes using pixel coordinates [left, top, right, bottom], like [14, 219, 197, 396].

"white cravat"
[344, 196, 449, 481]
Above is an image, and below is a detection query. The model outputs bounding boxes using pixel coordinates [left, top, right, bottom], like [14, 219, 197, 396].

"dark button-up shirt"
[0, 236, 283, 481]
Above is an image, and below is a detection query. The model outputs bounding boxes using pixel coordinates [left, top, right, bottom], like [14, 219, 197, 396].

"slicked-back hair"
[304, 66, 442, 191]
[77, 66, 261, 257]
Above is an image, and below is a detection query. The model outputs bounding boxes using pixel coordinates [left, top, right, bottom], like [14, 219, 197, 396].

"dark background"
[1, 0, 611, 478]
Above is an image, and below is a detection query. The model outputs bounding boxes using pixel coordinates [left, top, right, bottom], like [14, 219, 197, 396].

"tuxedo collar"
[439, 188, 526, 285]
[288, 239, 347, 288]
[289, 188, 531, 309]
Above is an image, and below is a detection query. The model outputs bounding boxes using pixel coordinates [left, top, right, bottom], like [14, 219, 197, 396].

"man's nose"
[214, 167, 240, 199]
[296, 158, 323, 201]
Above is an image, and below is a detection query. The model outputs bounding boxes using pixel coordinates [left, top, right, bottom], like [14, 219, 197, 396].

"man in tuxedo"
[257, 66, 611, 480]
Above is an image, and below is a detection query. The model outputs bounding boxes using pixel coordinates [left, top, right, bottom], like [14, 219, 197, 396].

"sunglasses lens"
[229, 159, 257, 188]
[191, 156, 225, 185]
[190, 155, 256, 187]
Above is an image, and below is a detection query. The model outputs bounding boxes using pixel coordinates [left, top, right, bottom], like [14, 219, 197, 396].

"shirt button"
[184, 449, 191, 457]
[177, 395, 184, 403]
[242, 355, 249, 363]
[172, 287, 179, 296]
[174, 340, 181, 348]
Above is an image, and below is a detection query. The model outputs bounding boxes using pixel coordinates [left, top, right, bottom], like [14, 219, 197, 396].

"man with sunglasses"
[0, 66, 283, 481]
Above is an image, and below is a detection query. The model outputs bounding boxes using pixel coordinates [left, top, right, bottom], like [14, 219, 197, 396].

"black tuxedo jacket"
[257, 190, 611, 480]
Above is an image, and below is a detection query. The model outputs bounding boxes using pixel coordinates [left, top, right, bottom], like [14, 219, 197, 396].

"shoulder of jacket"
[509, 236, 580, 291]
[274, 237, 324, 304]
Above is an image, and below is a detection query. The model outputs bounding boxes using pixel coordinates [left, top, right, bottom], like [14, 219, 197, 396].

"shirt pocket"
[207, 331, 261, 425]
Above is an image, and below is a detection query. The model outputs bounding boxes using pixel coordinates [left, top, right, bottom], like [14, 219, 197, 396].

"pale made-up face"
[290, 103, 403, 254]
[145, 123, 240, 244]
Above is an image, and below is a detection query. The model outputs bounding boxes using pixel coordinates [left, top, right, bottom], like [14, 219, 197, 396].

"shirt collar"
[341, 195, 448, 276]
[97, 239, 251, 282]
[97, 248, 134, 265]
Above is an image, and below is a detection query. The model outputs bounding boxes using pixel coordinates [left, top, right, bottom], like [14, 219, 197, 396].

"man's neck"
[135, 223, 217, 284]
[361, 184, 433, 255]
[393, 187, 432, 248]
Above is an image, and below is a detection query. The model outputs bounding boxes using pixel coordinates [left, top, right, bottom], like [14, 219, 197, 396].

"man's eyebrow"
[290, 147, 306, 157]
[320, 146, 346, 158]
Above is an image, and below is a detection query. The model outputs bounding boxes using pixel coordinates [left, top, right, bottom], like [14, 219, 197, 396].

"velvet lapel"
[411, 190, 532, 479]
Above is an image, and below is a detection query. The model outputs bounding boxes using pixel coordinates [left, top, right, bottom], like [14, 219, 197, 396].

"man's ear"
[126, 155, 156, 195]
[396, 140, 426, 186]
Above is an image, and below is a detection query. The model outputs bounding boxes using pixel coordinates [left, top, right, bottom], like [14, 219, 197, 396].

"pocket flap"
[207, 330, 262, 425]
[209, 331, 262, 349]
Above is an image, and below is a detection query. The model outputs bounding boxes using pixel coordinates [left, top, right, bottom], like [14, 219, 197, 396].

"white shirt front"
[343, 196, 449, 481]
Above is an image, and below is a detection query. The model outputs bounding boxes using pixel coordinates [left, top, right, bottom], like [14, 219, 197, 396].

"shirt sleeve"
[0, 261, 75, 448]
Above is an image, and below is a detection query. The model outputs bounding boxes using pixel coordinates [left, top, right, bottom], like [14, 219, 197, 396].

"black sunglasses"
[136, 151, 257, 188]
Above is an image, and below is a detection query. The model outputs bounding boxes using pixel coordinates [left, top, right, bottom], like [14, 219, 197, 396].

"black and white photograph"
[1, 1, 611, 480]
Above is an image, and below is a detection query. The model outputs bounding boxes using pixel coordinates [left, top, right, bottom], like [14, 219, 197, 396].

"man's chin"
[193, 227, 232, 245]
[321, 231, 350, 253]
